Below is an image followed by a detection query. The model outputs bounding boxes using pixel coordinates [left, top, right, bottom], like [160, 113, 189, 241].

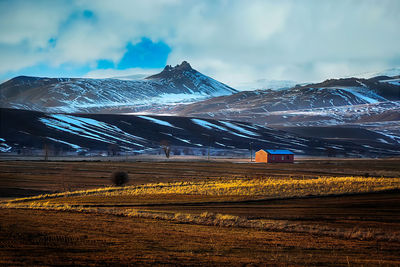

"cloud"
[166, 0, 400, 83]
[0, 0, 399, 86]
[0, 0, 71, 47]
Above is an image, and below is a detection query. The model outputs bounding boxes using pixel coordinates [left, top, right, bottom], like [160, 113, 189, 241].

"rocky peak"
[163, 65, 173, 71]
[175, 61, 192, 71]
[146, 61, 195, 79]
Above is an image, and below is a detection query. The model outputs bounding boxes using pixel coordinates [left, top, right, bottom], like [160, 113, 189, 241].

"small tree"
[43, 143, 49, 161]
[160, 140, 171, 158]
[111, 171, 129, 186]
[108, 144, 120, 156]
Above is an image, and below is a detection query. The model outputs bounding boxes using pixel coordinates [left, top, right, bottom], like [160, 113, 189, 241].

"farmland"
[1, 157, 400, 198]
[1, 158, 400, 265]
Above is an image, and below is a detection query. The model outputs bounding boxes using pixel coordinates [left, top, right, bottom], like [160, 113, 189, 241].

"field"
[1, 158, 400, 265]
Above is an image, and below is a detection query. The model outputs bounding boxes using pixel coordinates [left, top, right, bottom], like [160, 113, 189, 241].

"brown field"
[1, 158, 400, 265]
[1, 205, 400, 266]
[1, 158, 400, 198]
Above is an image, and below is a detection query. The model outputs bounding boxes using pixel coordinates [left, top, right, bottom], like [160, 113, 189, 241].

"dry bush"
[111, 171, 129, 186]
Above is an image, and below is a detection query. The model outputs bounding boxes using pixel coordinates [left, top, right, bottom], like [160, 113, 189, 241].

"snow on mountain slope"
[379, 78, 400, 86]
[364, 67, 400, 78]
[323, 86, 387, 104]
[164, 75, 399, 143]
[146, 61, 237, 97]
[170, 74, 399, 119]
[173, 86, 389, 118]
[0, 61, 237, 113]
[235, 79, 298, 91]
[39, 114, 147, 150]
[0, 137, 11, 152]
[265, 101, 400, 126]
[173, 98, 400, 147]
[1, 108, 399, 157]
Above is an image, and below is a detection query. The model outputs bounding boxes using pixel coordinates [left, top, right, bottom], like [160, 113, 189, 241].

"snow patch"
[379, 78, 400, 86]
[219, 121, 260, 136]
[173, 136, 192, 144]
[215, 142, 227, 147]
[377, 138, 389, 144]
[46, 137, 81, 149]
[39, 114, 146, 148]
[137, 115, 180, 129]
[339, 88, 380, 104]
[0, 138, 11, 152]
[191, 119, 228, 131]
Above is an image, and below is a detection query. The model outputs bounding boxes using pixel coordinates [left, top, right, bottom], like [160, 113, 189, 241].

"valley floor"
[1, 158, 400, 199]
[1, 158, 400, 265]
[1, 191, 400, 266]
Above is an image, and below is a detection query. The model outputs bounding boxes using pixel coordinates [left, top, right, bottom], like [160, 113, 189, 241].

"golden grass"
[103, 176, 400, 197]
[2, 176, 400, 242]
[3, 176, 400, 205]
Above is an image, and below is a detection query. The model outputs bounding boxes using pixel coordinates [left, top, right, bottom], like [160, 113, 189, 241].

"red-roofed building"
[255, 149, 294, 163]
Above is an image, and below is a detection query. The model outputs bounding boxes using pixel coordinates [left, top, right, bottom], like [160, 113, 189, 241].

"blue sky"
[0, 36, 170, 79]
[0, 0, 399, 87]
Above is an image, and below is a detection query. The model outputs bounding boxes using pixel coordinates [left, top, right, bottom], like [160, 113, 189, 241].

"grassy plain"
[1, 158, 400, 198]
[2, 206, 400, 266]
[1, 158, 400, 265]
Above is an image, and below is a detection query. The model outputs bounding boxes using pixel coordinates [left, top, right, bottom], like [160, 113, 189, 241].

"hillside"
[174, 76, 399, 117]
[0, 61, 237, 113]
[166, 76, 400, 143]
[1, 108, 399, 157]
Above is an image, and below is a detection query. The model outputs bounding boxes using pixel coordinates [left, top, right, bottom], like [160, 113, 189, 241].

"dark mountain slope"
[0, 108, 399, 157]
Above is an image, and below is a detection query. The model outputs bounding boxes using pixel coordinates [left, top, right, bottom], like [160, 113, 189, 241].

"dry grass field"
[1, 206, 400, 266]
[1, 158, 400, 265]
[1, 158, 400, 198]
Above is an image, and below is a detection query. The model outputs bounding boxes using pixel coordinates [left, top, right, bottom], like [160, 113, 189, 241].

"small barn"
[255, 149, 294, 163]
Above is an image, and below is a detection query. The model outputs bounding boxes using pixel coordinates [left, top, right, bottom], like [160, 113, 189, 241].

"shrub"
[111, 171, 129, 186]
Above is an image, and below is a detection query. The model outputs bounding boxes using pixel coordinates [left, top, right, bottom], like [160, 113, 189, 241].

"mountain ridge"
[0, 61, 237, 113]
[170, 75, 400, 118]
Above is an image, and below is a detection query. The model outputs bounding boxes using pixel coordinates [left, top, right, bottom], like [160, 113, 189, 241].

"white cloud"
[0, 0, 399, 87]
[0, 0, 72, 47]
[0, 44, 41, 73]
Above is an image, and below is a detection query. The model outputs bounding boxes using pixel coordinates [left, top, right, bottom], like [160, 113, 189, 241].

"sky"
[0, 0, 399, 88]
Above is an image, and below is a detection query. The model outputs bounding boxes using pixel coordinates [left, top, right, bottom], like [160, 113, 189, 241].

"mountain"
[234, 79, 298, 91]
[360, 67, 400, 79]
[1, 108, 399, 157]
[306, 76, 400, 100]
[171, 76, 400, 120]
[163, 75, 400, 145]
[0, 61, 237, 113]
[1, 66, 399, 157]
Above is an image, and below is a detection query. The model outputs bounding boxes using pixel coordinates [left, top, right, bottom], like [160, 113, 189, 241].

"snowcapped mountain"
[0, 61, 237, 113]
[1, 108, 399, 157]
[361, 67, 400, 79]
[1, 66, 399, 157]
[172, 76, 399, 118]
[145, 61, 237, 96]
[164, 75, 400, 144]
